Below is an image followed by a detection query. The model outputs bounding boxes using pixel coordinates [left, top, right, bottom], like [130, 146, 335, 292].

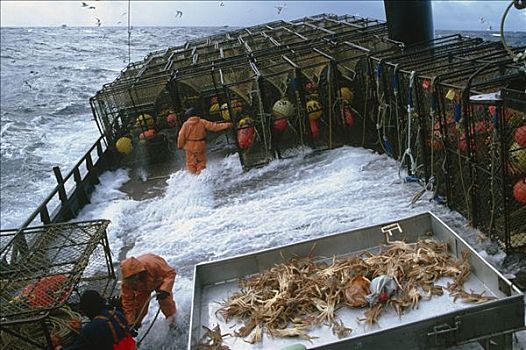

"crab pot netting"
[0, 220, 114, 349]
[502, 102, 526, 250]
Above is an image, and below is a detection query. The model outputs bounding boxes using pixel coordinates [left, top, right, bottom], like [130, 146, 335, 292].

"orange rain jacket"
[120, 254, 177, 326]
[177, 116, 232, 174]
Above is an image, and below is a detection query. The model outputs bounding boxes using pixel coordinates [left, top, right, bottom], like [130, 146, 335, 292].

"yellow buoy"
[340, 87, 353, 103]
[306, 100, 323, 120]
[135, 114, 154, 129]
[209, 103, 220, 116]
[116, 137, 133, 154]
[510, 142, 526, 173]
[231, 99, 243, 113]
[272, 98, 295, 119]
[238, 116, 253, 127]
[220, 103, 231, 121]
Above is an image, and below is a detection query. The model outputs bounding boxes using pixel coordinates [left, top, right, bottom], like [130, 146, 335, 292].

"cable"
[127, 0, 131, 64]
[500, 0, 526, 64]
[137, 307, 162, 347]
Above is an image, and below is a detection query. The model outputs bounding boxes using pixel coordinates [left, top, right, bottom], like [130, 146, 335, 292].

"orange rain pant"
[185, 150, 207, 174]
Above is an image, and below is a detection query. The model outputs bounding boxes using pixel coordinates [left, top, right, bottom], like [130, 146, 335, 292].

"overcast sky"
[1, 1, 525, 31]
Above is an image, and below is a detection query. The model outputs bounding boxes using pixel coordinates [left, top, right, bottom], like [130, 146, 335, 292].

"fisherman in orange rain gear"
[120, 254, 177, 329]
[177, 107, 233, 174]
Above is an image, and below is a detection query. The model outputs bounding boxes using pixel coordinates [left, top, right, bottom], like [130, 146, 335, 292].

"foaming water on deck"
[78, 146, 478, 349]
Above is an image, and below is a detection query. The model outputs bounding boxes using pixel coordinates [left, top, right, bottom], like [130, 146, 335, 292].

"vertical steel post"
[384, 0, 434, 46]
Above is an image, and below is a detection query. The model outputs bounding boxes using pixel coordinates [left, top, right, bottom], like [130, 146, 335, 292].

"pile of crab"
[211, 239, 496, 345]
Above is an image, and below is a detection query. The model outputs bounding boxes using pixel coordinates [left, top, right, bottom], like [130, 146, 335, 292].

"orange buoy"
[513, 178, 526, 205]
[166, 113, 178, 128]
[139, 129, 156, 140]
[20, 275, 70, 308]
[344, 107, 354, 127]
[309, 118, 320, 138]
[237, 125, 255, 149]
[273, 118, 288, 133]
[514, 125, 526, 147]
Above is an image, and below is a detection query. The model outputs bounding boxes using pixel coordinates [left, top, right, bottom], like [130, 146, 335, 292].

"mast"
[384, 0, 434, 46]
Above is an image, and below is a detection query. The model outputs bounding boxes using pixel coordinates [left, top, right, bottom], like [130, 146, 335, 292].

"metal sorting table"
[189, 212, 524, 349]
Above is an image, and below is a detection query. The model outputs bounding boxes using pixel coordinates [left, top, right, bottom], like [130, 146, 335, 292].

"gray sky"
[1, 1, 525, 31]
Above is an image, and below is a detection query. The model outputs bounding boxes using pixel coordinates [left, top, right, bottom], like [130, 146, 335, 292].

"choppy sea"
[1, 26, 525, 349]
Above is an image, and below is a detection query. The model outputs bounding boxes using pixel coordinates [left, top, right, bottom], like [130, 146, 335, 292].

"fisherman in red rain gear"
[177, 107, 233, 174]
[120, 254, 177, 329]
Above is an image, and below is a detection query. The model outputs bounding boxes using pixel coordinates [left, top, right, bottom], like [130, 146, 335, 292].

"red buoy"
[139, 129, 157, 140]
[166, 114, 178, 129]
[237, 126, 255, 149]
[273, 118, 288, 133]
[514, 125, 526, 147]
[305, 81, 318, 93]
[309, 118, 320, 138]
[344, 107, 355, 127]
[513, 178, 526, 205]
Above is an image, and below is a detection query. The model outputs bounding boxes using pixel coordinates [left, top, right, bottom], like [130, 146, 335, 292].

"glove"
[108, 295, 122, 308]
[156, 291, 170, 300]
[129, 325, 139, 337]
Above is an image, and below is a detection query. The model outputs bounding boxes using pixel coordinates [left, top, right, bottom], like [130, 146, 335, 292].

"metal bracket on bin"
[427, 318, 461, 346]
[381, 223, 403, 244]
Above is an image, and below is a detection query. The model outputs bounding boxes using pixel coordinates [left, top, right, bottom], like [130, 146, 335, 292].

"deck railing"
[0, 135, 112, 256]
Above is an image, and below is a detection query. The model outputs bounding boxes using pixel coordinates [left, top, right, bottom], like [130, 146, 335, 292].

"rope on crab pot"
[454, 101, 462, 123]
[392, 66, 403, 161]
[399, 71, 418, 178]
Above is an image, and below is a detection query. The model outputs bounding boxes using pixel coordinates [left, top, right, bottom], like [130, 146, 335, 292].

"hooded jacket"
[120, 254, 176, 325]
[177, 116, 231, 153]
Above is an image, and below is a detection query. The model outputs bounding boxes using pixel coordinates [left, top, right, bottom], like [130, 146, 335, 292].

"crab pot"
[367, 35, 486, 177]
[0, 220, 116, 350]
[469, 86, 526, 252]
[331, 36, 400, 149]
[220, 62, 274, 169]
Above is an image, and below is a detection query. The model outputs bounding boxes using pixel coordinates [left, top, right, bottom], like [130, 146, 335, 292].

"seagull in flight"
[220, 1, 224, 6]
[121, 12, 127, 17]
[275, 3, 286, 15]
[116, 21, 122, 25]
[81, 2, 89, 7]
[88, 5, 96, 10]
[24, 81, 33, 89]
[175, 10, 183, 18]
[95, 18, 101, 27]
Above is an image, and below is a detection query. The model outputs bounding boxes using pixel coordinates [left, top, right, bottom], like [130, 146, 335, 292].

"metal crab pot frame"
[0, 220, 116, 350]
[463, 69, 526, 252]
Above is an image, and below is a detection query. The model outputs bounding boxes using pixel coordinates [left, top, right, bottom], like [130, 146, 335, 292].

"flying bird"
[275, 3, 286, 15]
[23, 81, 33, 89]
[116, 21, 122, 25]
[175, 10, 183, 18]
[95, 18, 101, 27]
[81, 2, 89, 7]
[220, 1, 224, 6]
[120, 12, 127, 16]
[88, 6, 96, 9]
